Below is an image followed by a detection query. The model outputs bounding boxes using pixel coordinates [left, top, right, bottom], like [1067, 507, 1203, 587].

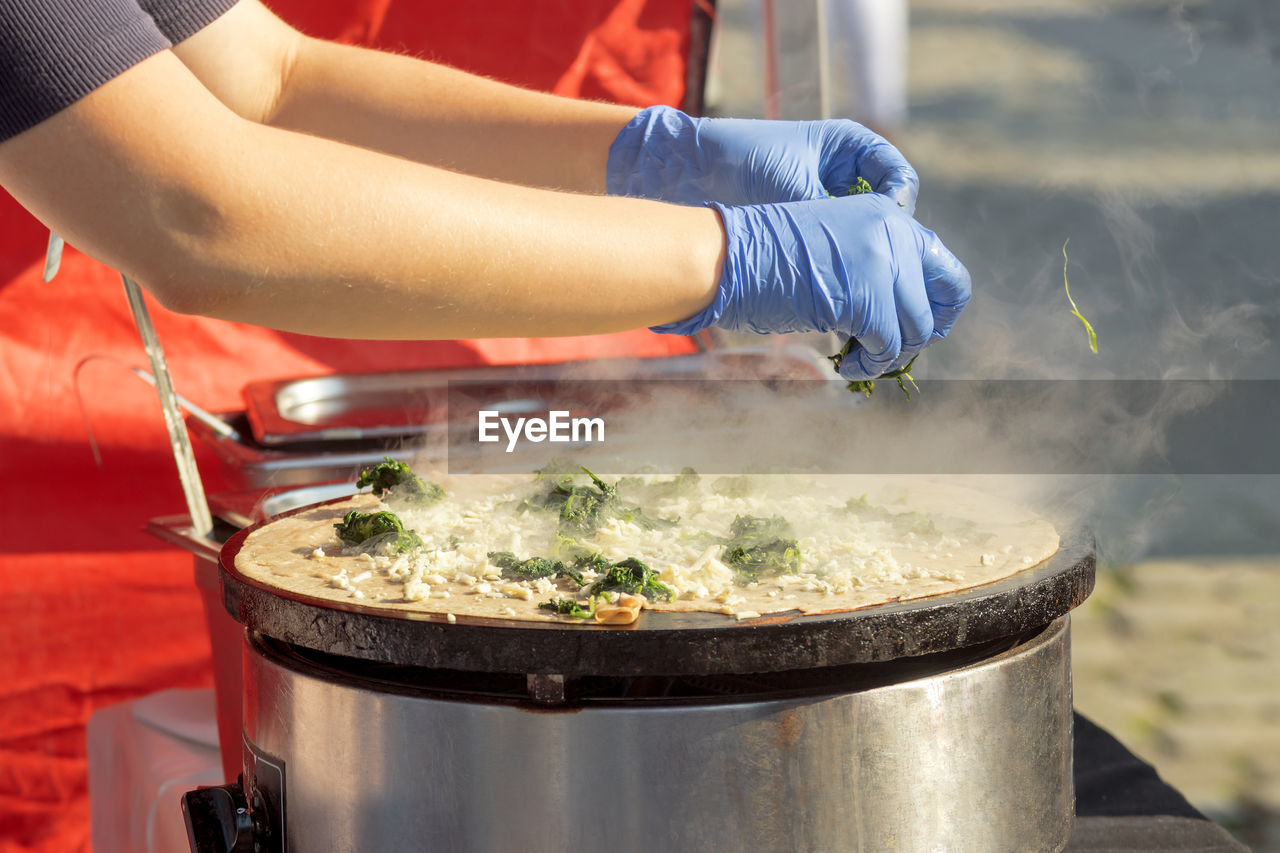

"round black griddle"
[220, 499, 1095, 677]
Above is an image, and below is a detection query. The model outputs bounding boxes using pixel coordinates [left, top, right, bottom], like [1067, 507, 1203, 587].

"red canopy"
[0, 2, 700, 849]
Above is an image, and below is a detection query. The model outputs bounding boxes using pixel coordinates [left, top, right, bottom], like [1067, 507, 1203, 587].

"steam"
[1170, 2, 1204, 67]
[409, 187, 1274, 569]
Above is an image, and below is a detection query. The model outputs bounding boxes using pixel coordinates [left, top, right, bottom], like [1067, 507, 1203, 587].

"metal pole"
[43, 232, 63, 282]
[120, 274, 214, 537]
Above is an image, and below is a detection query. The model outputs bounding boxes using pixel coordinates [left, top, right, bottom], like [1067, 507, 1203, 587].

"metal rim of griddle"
[220, 499, 1095, 677]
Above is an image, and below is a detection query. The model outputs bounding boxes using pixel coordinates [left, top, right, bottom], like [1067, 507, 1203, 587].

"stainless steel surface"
[187, 348, 830, 489]
[43, 231, 63, 282]
[121, 274, 214, 537]
[206, 483, 358, 529]
[242, 349, 826, 446]
[146, 515, 223, 563]
[254, 483, 358, 519]
[151, 483, 357, 540]
[131, 367, 242, 442]
[185, 412, 404, 490]
[243, 616, 1075, 853]
[146, 514, 245, 783]
[246, 370, 442, 444]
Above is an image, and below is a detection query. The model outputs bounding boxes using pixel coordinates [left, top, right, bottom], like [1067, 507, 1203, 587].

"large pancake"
[235, 473, 1059, 624]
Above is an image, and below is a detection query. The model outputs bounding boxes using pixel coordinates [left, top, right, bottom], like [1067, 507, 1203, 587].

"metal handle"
[181, 780, 256, 853]
[43, 231, 64, 282]
[45, 233, 215, 535]
[120, 274, 215, 537]
[129, 366, 242, 442]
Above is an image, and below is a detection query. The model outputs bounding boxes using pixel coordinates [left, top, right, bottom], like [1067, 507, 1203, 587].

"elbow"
[125, 183, 253, 319]
[132, 269, 223, 318]
[131, 255, 255, 321]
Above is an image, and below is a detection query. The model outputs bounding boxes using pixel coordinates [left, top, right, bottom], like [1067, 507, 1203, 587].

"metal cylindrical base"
[242, 618, 1073, 852]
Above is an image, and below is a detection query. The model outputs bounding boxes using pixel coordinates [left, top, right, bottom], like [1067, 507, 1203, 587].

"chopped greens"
[553, 530, 592, 559]
[538, 597, 596, 619]
[894, 512, 939, 538]
[356, 457, 445, 505]
[619, 467, 701, 503]
[572, 551, 612, 575]
[844, 496, 939, 538]
[849, 175, 874, 195]
[711, 475, 754, 499]
[519, 466, 676, 535]
[519, 466, 616, 534]
[720, 515, 801, 582]
[487, 551, 585, 586]
[334, 509, 423, 553]
[561, 474, 614, 533]
[826, 175, 874, 198]
[490, 548, 673, 605]
[1062, 239, 1098, 354]
[614, 504, 679, 531]
[844, 494, 895, 522]
[587, 557, 675, 602]
[829, 346, 920, 399]
[531, 458, 584, 480]
[824, 174, 919, 398]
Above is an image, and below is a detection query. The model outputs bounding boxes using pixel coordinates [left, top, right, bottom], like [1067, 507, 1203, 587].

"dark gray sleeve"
[0, 0, 168, 142]
[0, 0, 237, 144]
[139, 0, 237, 46]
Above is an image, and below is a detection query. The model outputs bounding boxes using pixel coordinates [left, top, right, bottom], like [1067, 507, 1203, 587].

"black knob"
[182, 779, 256, 853]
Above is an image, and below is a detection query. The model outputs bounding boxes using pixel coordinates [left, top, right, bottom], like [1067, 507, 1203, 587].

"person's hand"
[653, 194, 970, 381]
[607, 106, 919, 214]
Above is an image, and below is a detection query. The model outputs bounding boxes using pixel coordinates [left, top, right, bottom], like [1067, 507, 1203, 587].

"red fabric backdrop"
[0, 2, 696, 850]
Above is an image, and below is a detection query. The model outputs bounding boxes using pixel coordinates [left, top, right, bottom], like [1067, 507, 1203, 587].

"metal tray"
[241, 349, 826, 447]
[186, 411, 414, 490]
[205, 482, 360, 529]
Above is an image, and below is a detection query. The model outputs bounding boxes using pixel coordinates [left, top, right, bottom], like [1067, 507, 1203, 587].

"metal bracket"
[527, 673, 568, 704]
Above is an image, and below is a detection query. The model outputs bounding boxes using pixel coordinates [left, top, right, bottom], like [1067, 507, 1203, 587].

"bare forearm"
[0, 53, 720, 339]
[157, 125, 723, 337]
[272, 37, 638, 193]
[170, 1, 638, 193]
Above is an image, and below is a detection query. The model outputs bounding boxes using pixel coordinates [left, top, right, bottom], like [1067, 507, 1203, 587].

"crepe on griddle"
[235, 473, 1059, 624]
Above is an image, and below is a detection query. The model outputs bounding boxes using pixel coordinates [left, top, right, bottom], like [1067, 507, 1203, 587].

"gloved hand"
[653, 194, 971, 381]
[607, 106, 919, 214]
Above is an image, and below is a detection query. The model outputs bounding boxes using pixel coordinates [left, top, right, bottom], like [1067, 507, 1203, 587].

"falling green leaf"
[1063, 239, 1098, 354]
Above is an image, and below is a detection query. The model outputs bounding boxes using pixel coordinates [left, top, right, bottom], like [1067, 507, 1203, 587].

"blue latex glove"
[607, 106, 919, 214]
[653, 194, 971, 381]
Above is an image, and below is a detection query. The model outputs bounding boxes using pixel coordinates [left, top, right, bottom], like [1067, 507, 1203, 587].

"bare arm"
[0, 50, 722, 338]
[171, 0, 639, 193]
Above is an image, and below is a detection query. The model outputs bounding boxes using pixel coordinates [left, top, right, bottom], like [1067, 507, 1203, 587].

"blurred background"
[709, 0, 1279, 848]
